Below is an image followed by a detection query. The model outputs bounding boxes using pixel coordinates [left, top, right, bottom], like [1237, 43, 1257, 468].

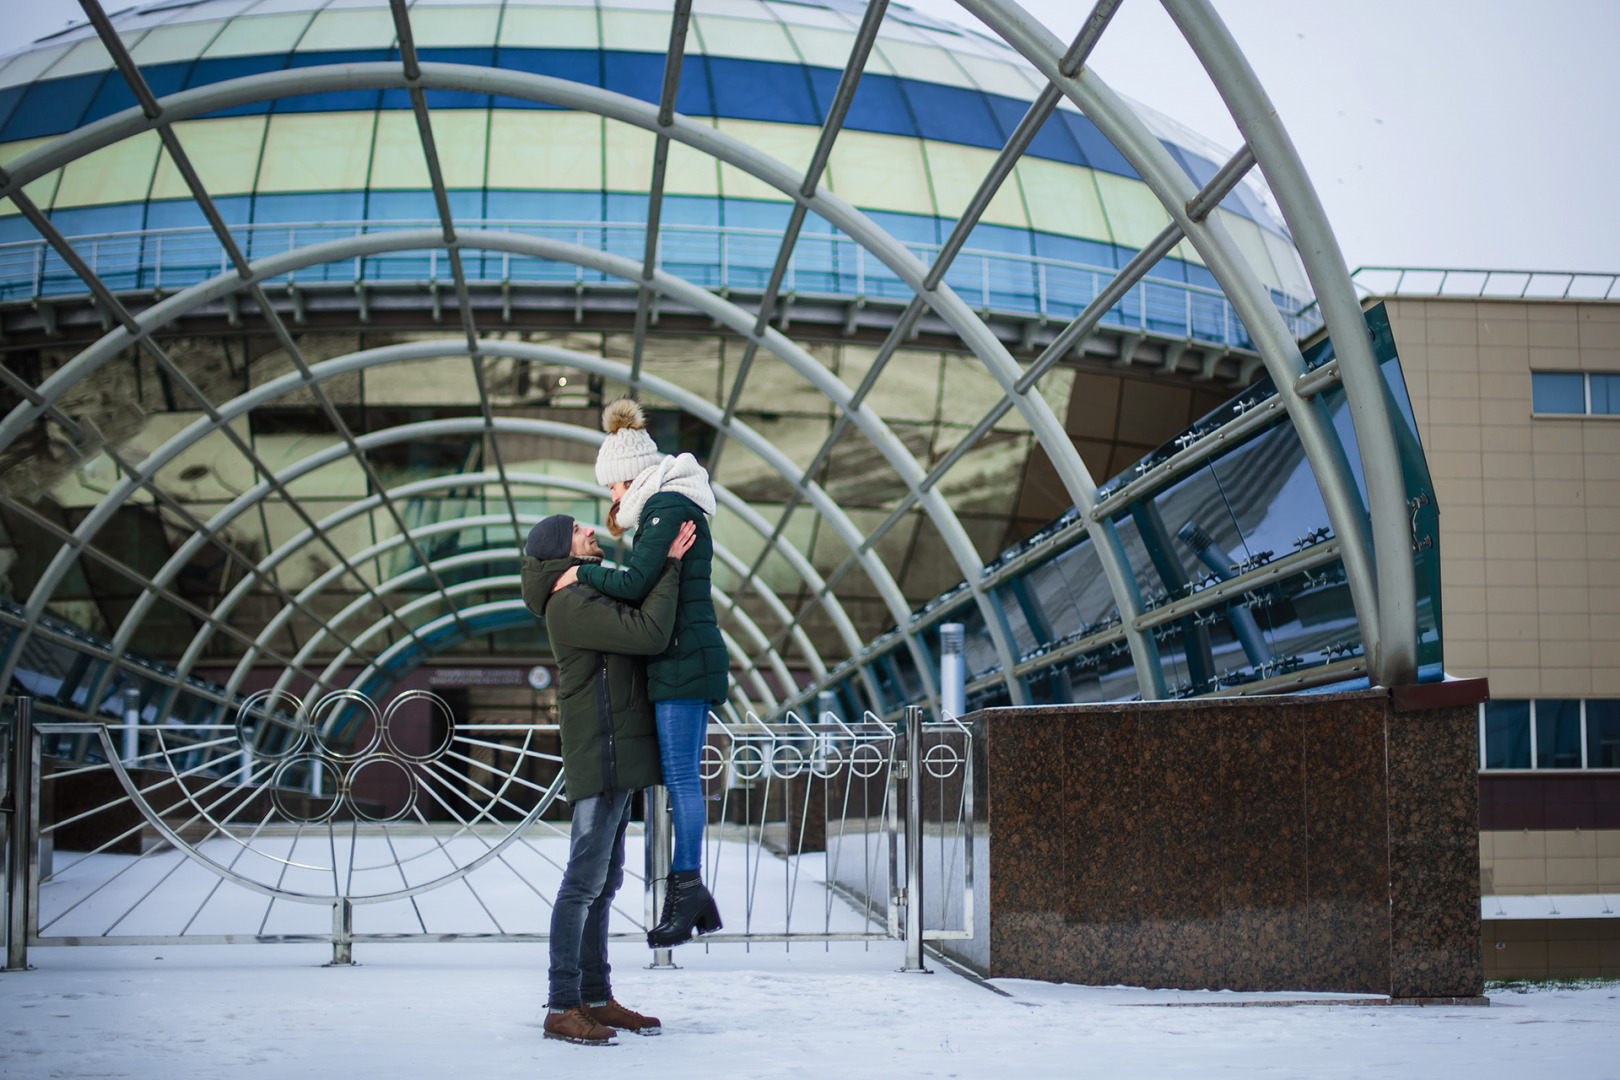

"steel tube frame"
[1159, 0, 1417, 685]
[958, 0, 1388, 684]
[0, 9, 1409, 708]
[0, 64, 1113, 700]
[190, 468, 818, 704]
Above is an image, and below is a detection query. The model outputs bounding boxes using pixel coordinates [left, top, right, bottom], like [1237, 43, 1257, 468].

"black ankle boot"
[647, 869, 722, 948]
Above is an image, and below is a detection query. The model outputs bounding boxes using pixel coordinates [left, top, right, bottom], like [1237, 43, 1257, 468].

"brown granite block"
[1387, 703, 1482, 998]
[1065, 709, 1140, 925]
[987, 713, 1064, 939]
[1217, 704, 1309, 990]
[1301, 698, 1389, 993]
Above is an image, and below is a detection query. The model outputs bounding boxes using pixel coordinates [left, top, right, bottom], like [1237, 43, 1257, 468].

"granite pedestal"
[977, 685, 1485, 998]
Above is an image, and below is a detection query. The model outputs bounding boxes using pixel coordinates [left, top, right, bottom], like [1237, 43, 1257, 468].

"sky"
[3, 0, 1617, 278]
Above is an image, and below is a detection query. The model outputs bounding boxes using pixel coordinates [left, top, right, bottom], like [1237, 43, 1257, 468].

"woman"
[573, 397, 729, 948]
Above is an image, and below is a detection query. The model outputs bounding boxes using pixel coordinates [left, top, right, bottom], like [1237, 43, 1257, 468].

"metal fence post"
[644, 784, 675, 969]
[900, 704, 931, 974]
[328, 898, 354, 967]
[5, 697, 34, 971]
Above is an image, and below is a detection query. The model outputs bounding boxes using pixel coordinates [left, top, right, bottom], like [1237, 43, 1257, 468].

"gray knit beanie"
[524, 514, 574, 560]
[594, 398, 663, 486]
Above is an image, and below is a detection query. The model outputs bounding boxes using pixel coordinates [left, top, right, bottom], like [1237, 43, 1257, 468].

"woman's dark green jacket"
[574, 491, 729, 704]
[520, 553, 681, 801]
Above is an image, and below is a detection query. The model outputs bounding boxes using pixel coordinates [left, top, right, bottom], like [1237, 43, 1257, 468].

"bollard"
[327, 898, 355, 966]
[939, 624, 965, 719]
[121, 687, 139, 767]
[5, 697, 34, 971]
[900, 705, 931, 974]
[644, 784, 675, 969]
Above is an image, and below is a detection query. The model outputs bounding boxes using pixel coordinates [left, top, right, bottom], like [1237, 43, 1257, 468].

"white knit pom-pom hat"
[595, 398, 664, 486]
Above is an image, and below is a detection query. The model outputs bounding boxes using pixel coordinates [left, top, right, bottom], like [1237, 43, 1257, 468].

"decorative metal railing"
[0, 219, 1323, 346]
[2, 696, 971, 972]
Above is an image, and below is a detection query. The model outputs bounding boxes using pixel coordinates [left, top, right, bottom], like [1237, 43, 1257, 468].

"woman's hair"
[605, 500, 626, 539]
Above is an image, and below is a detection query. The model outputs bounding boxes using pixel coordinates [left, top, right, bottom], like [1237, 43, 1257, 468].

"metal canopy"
[0, 0, 1418, 721]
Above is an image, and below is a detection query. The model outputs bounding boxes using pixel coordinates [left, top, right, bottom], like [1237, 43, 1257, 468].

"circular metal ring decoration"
[699, 742, 728, 783]
[730, 742, 769, 783]
[809, 743, 844, 780]
[923, 742, 964, 781]
[132, 688, 561, 904]
[769, 744, 806, 781]
[848, 742, 889, 780]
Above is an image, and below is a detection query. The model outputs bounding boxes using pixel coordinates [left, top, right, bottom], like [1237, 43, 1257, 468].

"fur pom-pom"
[602, 397, 646, 435]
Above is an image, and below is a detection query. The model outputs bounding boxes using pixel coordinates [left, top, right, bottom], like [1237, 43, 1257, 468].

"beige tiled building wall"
[1479, 830, 1620, 895]
[1378, 296, 1620, 699]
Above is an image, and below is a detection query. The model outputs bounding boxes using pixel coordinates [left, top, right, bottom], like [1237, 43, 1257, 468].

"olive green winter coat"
[574, 492, 729, 704]
[520, 554, 682, 801]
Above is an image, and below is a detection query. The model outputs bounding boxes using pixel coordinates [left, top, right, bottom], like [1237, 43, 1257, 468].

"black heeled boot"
[647, 869, 722, 948]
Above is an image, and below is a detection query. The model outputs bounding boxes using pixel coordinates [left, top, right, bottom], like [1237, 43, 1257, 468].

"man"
[520, 512, 697, 1046]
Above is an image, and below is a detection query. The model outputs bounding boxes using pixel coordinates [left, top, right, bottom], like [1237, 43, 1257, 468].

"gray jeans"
[547, 787, 634, 1010]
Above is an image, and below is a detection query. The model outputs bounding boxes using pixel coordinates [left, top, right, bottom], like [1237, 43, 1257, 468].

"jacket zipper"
[596, 655, 618, 791]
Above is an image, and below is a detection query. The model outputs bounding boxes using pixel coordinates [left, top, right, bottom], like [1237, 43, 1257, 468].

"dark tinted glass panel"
[1587, 700, 1620, 768]
[1590, 373, 1620, 415]
[1532, 372, 1585, 414]
[1484, 700, 1529, 769]
[1535, 699, 1582, 768]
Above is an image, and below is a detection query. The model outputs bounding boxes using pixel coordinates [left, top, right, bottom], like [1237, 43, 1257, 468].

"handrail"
[1294, 266, 1620, 311]
[0, 217, 1324, 343]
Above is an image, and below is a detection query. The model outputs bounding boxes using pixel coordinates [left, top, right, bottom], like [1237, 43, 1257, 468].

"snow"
[4, 834, 1619, 1079]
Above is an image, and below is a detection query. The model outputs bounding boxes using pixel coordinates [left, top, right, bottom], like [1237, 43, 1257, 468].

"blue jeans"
[655, 698, 709, 874]
[547, 788, 633, 1010]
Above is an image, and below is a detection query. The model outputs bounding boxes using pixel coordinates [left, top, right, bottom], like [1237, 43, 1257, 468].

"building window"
[1480, 698, 1620, 770]
[1589, 700, 1620, 768]
[1531, 371, 1620, 415]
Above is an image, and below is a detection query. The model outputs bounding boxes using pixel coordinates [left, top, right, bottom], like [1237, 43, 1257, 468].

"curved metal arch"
[186, 469, 824, 687]
[1156, 0, 1416, 685]
[0, 60, 1137, 698]
[184, 470, 813, 709]
[65, 375, 890, 724]
[16, 226, 1007, 712]
[957, 0, 1415, 685]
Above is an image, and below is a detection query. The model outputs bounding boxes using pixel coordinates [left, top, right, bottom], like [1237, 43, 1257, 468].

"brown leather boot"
[583, 998, 661, 1036]
[543, 1007, 617, 1045]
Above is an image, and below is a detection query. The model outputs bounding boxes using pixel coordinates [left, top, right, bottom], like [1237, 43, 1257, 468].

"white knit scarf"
[615, 452, 716, 531]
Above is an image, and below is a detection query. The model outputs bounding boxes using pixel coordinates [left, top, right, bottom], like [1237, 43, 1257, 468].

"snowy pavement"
[3, 939, 1618, 1079]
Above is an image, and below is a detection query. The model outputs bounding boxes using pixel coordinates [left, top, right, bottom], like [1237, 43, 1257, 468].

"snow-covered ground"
[3, 941, 1617, 1079]
[3, 833, 1618, 1078]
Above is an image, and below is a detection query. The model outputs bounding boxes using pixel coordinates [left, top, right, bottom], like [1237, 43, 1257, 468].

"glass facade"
[814, 302, 1443, 719]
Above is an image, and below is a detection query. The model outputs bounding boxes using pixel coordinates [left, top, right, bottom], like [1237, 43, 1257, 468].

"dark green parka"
[575, 491, 729, 704]
[521, 553, 682, 801]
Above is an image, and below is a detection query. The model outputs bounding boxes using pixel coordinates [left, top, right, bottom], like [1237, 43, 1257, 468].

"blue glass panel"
[0, 85, 24, 131]
[251, 191, 367, 223]
[705, 57, 818, 126]
[898, 80, 1000, 149]
[1484, 700, 1530, 769]
[0, 216, 43, 245]
[1057, 111, 1135, 179]
[600, 50, 671, 107]
[1532, 371, 1585, 414]
[485, 188, 600, 222]
[805, 68, 917, 138]
[1030, 231, 1116, 268]
[47, 203, 146, 234]
[1184, 261, 1218, 290]
[0, 72, 107, 141]
[1590, 373, 1620, 415]
[144, 194, 251, 230]
[1535, 699, 1582, 768]
[185, 54, 290, 117]
[381, 47, 494, 110]
[489, 47, 600, 110]
[721, 198, 795, 232]
[80, 60, 193, 127]
[1588, 700, 1620, 768]
[982, 94, 1083, 164]
[275, 50, 388, 113]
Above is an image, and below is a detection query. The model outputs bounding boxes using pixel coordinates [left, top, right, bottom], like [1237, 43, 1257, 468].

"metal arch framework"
[0, 0, 1421, 716]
